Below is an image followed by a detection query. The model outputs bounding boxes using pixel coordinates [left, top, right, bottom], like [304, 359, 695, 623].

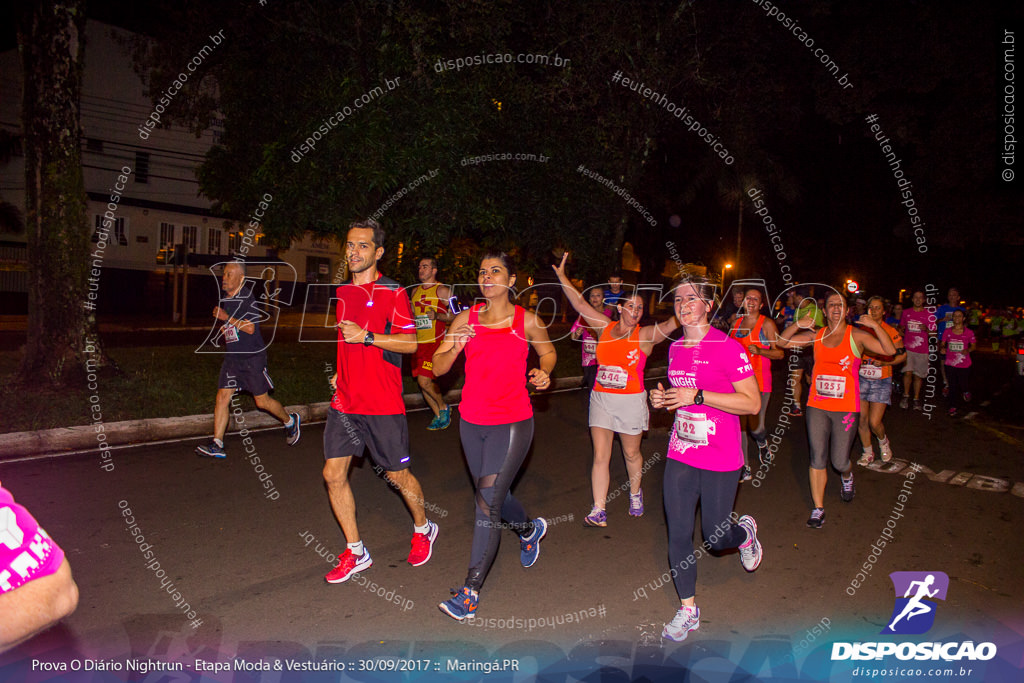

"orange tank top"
[593, 324, 647, 394]
[809, 325, 862, 413]
[729, 315, 772, 393]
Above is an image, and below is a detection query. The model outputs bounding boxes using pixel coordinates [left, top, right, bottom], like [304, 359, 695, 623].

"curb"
[0, 376, 589, 460]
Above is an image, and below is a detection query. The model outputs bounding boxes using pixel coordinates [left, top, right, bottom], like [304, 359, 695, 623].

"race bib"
[859, 364, 883, 380]
[583, 340, 597, 355]
[908, 320, 923, 333]
[947, 340, 965, 353]
[674, 410, 709, 447]
[596, 365, 629, 389]
[223, 325, 239, 343]
[815, 374, 847, 399]
[414, 314, 432, 330]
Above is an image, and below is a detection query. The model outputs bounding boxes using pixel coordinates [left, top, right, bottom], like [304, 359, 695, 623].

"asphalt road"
[1, 360, 1022, 682]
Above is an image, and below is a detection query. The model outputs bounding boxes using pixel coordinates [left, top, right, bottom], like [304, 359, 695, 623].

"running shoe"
[840, 473, 855, 502]
[520, 517, 547, 568]
[662, 605, 700, 642]
[899, 396, 909, 410]
[740, 466, 753, 482]
[913, 399, 922, 411]
[757, 442, 773, 466]
[791, 405, 804, 417]
[285, 412, 301, 446]
[583, 507, 607, 527]
[325, 548, 372, 583]
[737, 515, 762, 572]
[629, 491, 644, 517]
[426, 414, 442, 430]
[407, 521, 439, 566]
[806, 507, 825, 528]
[196, 441, 226, 458]
[436, 406, 452, 430]
[948, 408, 957, 418]
[963, 392, 972, 403]
[857, 450, 875, 467]
[439, 586, 478, 621]
[879, 439, 893, 462]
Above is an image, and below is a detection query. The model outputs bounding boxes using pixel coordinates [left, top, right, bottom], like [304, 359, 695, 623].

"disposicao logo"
[882, 571, 948, 635]
[832, 570, 997, 662]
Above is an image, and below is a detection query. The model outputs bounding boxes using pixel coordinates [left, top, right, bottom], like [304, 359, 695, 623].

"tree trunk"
[16, 1, 107, 387]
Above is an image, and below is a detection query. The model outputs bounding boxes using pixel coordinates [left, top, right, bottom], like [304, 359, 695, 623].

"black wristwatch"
[362, 331, 375, 347]
[693, 389, 704, 405]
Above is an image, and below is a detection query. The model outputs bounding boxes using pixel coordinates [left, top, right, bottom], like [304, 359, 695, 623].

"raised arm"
[852, 316, 897, 356]
[776, 318, 816, 349]
[551, 252, 612, 330]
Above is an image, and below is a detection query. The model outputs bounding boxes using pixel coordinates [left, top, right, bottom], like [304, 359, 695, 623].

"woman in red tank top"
[778, 292, 896, 529]
[431, 253, 556, 621]
[552, 252, 678, 526]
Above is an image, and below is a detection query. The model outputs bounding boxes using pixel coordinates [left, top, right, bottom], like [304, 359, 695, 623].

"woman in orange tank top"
[728, 287, 783, 481]
[778, 292, 895, 529]
[553, 253, 678, 526]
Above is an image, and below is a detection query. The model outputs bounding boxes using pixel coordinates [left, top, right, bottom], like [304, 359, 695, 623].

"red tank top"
[459, 303, 532, 425]
[809, 325, 862, 413]
[729, 315, 772, 393]
[594, 324, 647, 394]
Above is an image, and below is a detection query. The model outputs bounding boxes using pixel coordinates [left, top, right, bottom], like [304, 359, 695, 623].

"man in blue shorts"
[196, 261, 300, 458]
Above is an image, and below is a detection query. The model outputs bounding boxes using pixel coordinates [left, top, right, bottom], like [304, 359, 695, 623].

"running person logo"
[882, 571, 949, 635]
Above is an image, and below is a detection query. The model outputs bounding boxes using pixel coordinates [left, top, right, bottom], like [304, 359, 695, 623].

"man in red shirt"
[323, 219, 439, 584]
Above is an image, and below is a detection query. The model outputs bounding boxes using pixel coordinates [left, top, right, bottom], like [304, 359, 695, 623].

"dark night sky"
[4, 1, 1023, 304]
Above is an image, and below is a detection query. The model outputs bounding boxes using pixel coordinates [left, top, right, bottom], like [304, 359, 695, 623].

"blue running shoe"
[439, 586, 478, 621]
[285, 412, 301, 446]
[426, 414, 442, 430]
[196, 441, 226, 458]
[520, 517, 547, 568]
[436, 406, 451, 430]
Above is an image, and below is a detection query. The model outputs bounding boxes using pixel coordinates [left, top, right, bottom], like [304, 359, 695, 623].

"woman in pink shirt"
[570, 287, 612, 391]
[649, 276, 763, 642]
[431, 252, 556, 621]
[940, 309, 976, 417]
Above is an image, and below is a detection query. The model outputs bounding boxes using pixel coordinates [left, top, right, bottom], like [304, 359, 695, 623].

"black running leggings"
[459, 417, 536, 591]
[946, 366, 970, 409]
[664, 459, 748, 600]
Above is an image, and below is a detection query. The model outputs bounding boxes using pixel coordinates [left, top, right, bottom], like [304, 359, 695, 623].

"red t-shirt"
[331, 275, 415, 415]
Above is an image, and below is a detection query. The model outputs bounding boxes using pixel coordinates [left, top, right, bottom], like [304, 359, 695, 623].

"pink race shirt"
[900, 308, 936, 353]
[571, 317, 598, 367]
[0, 485, 65, 595]
[942, 328, 975, 368]
[666, 327, 754, 472]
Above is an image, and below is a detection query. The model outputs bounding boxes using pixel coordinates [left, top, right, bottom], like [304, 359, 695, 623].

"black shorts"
[219, 355, 273, 395]
[788, 348, 814, 375]
[324, 407, 411, 472]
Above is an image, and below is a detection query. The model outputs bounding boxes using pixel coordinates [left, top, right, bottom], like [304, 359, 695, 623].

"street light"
[723, 262, 733, 290]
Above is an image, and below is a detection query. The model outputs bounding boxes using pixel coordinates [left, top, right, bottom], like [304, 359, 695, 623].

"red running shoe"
[407, 521, 438, 566]
[325, 549, 372, 583]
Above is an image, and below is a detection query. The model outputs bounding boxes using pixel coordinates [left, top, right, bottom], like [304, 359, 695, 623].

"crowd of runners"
[186, 219, 998, 643]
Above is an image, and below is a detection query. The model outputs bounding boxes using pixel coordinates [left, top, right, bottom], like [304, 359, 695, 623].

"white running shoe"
[737, 515, 762, 572]
[663, 605, 700, 642]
